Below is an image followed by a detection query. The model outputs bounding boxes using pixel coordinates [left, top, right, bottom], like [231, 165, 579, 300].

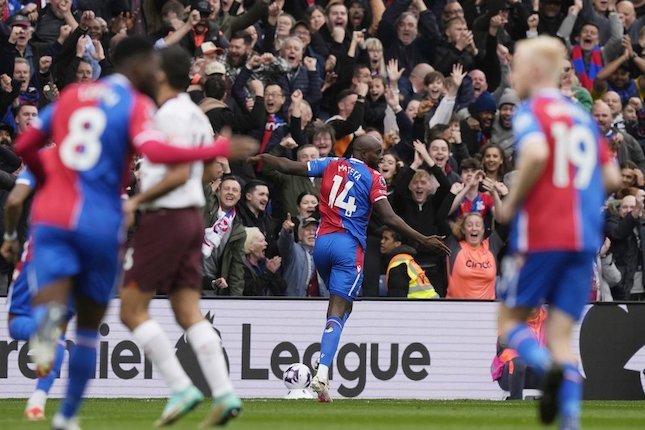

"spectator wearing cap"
[179, 0, 230, 56]
[461, 91, 497, 156]
[376, 0, 440, 79]
[557, 3, 624, 92]
[241, 226, 286, 296]
[278, 214, 328, 297]
[491, 88, 518, 158]
[0, 14, 38, 79]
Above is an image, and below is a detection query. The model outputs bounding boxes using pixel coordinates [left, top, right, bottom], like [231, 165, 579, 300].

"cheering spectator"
[439, 180, 507, 300]
[242, 227, 286, 296]
[606, 193, 645, 301]
[279, 215, 328, 297]
[461, 91, 497, 156]
[202, 175, 247, 296]
[557, 3, 623, 91]
[491, 89, 519, 158]
[481, 143, 512, 185]
[237, 179, 278, 257]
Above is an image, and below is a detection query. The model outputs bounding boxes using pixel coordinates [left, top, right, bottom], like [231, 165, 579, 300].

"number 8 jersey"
[29, 75, 161, 230]
[509, 90, 612, 254]
[307, 157, 388, 249]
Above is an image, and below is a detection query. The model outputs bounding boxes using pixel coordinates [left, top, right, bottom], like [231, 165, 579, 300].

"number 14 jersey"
[510, 89, 612, 254]
[307, 157, 388, 249]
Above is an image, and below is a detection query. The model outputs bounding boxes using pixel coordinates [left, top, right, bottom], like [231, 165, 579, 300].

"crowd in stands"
[1, 0, 645, 301]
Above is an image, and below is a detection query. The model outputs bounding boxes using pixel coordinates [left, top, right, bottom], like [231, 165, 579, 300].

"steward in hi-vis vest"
[386, 246, 439, 299]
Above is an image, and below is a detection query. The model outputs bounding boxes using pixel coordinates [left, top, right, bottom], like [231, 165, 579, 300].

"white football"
[282, 363, 312, 389]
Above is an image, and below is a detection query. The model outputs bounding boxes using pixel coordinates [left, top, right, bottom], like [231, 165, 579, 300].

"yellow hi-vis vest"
[386, 253, 439, 299]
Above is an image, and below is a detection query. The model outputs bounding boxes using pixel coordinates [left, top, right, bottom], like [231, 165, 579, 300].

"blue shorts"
[499, 251, 595, 320]
[29, 224, 122, 306]
[313, 232, 364, 301]
[7, 263, 32, 317]
[8, 261, 76, 320]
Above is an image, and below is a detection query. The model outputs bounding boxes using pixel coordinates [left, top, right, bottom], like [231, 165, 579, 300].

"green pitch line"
[0, 399, 644, 429]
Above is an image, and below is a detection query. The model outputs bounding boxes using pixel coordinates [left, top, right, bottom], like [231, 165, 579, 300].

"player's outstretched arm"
[249, 153, 309, 177]
[14, 127, 48, 183]
[374, 198, 451, 256]
[136, 135, 258, 164]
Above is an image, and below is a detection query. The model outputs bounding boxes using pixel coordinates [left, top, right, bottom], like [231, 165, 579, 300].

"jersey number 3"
[60, 107, 106, 171]
[552, 122, 597, 190]
[328, 175, 358, 217]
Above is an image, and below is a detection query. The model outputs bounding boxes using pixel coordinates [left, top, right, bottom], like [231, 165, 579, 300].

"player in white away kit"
[120, 46, 253, 427]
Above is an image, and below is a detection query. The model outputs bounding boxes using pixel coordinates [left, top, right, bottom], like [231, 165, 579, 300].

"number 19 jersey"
[509, 90, 611, 254]
[307, 157, 388, 249]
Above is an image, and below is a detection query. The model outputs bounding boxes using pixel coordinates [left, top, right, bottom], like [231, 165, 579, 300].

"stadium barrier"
[1, 298, 644, 400]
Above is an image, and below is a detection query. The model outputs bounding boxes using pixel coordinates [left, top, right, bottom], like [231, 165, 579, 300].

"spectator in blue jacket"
[278, 214, 328, 297]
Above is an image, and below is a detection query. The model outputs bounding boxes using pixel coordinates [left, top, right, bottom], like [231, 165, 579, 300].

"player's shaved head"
[353, 135, 382, 169]
[353, 135, 380, 154]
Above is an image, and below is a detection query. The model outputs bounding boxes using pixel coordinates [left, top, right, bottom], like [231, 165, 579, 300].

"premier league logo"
[580, 304, 645, 399]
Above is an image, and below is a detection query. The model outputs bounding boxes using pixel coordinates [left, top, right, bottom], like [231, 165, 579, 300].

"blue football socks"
[319, 317, 344, 368]
[60, 328, 97, 419]
[506, 324, 551, 374]
[8, 315, 37, 341]
[559, 363, 582, 421]
[36, 339, 66, 394]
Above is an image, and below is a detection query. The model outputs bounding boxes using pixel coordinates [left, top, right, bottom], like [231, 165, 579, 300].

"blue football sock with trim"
[559, 363, 582, 421]
[506, 323, 551, 374]
[319, 317, 344, 368]
[60, 329, 97, 419]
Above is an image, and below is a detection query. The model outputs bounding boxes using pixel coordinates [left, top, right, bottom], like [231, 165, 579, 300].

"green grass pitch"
[1, 399, 644, 429]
